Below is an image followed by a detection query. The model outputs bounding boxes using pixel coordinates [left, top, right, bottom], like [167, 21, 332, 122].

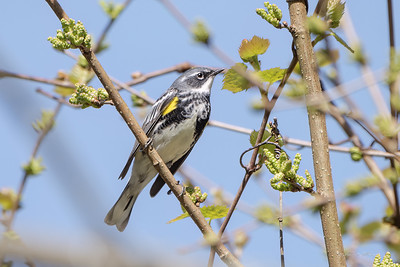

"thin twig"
[0, 70, 75, 88]
[36, 88, 76, 107]
[386, 0, 400, 228]
[120, 62, 194, 88]
[279, 192, 285, 267]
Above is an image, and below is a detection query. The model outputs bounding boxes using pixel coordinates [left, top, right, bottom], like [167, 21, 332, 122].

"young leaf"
[327, 0, 345, 28]
[257, 67, 286, 84]
[0, 188, 18, 211]
[222, 63, 251, 93]
[329, 30, 354, 53]
[22, 157, 46, 176]
[167, 205, 228, 224]
[200, 205, 229, 220]
[32, 110, 55, 133]
[238, 36, 270, 62]
[358, 221, 381, 243]
[167, 211, 189, 224]
[191, 19, 210, 44]
[99, 0, 124, 19]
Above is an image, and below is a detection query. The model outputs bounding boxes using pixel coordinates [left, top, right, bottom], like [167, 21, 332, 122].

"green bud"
[349, 146, 363, 161]
[22, 157, 46, 176]
[191, 19, 210, 44]
[0, 188, 18, 211]
[257, 2, 282, 28]
[373, 252, 400, 267]
[48, 18, 91, 50]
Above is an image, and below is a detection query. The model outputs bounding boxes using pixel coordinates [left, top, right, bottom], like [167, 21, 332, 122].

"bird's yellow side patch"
[162, 96, 179, 116]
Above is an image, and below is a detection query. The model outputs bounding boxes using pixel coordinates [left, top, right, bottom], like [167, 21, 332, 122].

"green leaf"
[99, 0, 124, 19]
[200, 205, 229, 220]
[327, 0, 345, 28]
[329, 30, 354, 53]
[257, 67, 286, 84]
[307, 16, 329, 35]
[284, 79, 307, 98]
[250, 129, 282, 155]
[238, 36, 270, 62]
[167, 205, 228, 224]
[22, 157, 46, 176]
[55, 62, 94, 97]
[32, 110, 55, 133]
[222, 63, 251, 93]
[0, 188, 18, 211]
[358, 221, 381, 243]
[374, 115, 400, 138]
[315, 49, 339, 67]
[167, 211, 189, 224]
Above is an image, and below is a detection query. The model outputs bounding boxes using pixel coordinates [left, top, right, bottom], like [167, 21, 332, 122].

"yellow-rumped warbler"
[105, 67, 223, 231]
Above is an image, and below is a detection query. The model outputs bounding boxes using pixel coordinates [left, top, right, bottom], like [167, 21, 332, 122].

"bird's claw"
[140, 137, 153, 152]
[167, 180, 186, 197]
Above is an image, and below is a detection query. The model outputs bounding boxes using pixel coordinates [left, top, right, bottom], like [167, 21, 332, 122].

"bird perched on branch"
[105, 67, 224, 231]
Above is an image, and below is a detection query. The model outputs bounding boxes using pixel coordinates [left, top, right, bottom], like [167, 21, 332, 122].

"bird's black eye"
[196, 72, 205, 80]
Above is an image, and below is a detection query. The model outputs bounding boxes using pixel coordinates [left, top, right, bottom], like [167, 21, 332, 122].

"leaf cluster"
[222, 36, 286, 94]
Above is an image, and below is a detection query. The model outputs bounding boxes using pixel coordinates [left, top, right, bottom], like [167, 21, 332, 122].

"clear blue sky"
[1, 1, 399, 266]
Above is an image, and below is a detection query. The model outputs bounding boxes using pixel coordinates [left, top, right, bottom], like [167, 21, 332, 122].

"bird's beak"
[212, 68, 225, 76]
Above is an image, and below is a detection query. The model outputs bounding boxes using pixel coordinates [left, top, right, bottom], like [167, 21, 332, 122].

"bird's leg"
[167, 180, 186, 197]
[140, 137, 153, 152]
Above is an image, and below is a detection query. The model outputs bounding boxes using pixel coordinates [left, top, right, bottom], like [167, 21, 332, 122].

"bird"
[104, 66, 224, 231]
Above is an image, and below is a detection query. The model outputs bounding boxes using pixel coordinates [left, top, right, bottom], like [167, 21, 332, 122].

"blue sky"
[1, 1, 399, 266]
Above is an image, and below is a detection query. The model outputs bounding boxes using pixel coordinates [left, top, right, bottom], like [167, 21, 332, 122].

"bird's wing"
[118, 88, 179, 179]
[149, 146, 194, 197]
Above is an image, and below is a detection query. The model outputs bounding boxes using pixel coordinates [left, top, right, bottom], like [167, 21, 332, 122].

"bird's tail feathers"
[104, 183, 137, 232]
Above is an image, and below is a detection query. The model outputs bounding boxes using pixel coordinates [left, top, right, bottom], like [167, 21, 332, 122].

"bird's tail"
[104, 183, 138, 232]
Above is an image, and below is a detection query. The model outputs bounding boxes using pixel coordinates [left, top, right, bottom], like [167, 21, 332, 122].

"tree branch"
[44, 1, 242, 266]
[287, 1, 346, 266]
[0, 70, 75, 88]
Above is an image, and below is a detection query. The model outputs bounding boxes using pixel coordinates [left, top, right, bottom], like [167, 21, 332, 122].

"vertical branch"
[386, 0, 400, 228]
[279, 191, 285, 267]
[287, 1, 346, 266]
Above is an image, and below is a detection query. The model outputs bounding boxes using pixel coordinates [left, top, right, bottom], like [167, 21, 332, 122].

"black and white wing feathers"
[118, 88, 178, 179]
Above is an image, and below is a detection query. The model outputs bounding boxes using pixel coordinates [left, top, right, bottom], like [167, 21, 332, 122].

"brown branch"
[279, 192, 285, 267]
[121, 62, 194, 88]
[287, 1, 346, 266]
[386, 0, 400, 228]
[0, 70, 75, 88]
[44, 1, 242, 266]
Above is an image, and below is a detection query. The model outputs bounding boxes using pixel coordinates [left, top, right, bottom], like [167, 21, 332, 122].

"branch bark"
[287, 1, 346, 266]
[44, 1, 242, 266]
